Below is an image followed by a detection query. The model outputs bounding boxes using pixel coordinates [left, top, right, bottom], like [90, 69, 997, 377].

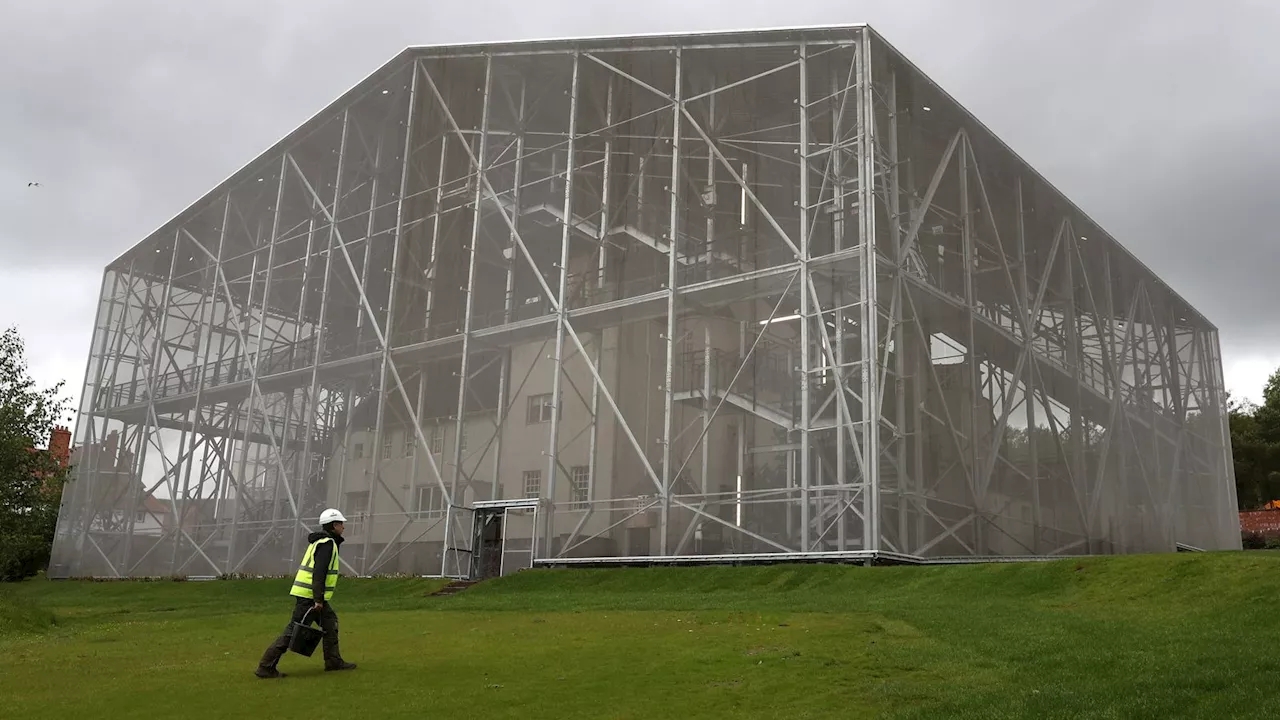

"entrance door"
[443, 506, 475, 578]
[468, 502, 539, 580]
[471, 509, 505, 581]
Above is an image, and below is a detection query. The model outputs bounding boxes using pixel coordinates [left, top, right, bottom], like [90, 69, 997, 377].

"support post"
[491, 79, 527, 505]
[1017, 178, 1042, 554]
[959, 136, 981, 554]
[546, 52, 581, 559]
[659, 47, 683, 556]
[857, 30, 881, 554]
[296, 190, 339, 564]
[798, 41, 812, 552]
[587, 75, 614, 524]
[365, 67, 418, 572]
[445, 54, 493, 564]
[830, 64, 849, 552]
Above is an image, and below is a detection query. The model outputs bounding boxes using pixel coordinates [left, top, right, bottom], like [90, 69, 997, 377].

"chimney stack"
[49, 426, 72, 467]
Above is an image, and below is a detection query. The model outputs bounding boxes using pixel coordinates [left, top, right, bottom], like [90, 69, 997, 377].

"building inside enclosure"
[49, 25, 1240, 580]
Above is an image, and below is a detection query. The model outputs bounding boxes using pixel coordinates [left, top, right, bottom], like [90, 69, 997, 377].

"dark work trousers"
[257, 596, 343, 670]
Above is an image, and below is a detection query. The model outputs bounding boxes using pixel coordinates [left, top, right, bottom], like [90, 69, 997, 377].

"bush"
[1242, 531, 1267, 549]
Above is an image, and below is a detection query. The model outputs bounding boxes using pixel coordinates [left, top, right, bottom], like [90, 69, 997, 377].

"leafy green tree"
[0, 326, 71, 581]
[1227, 368, 1280, 511]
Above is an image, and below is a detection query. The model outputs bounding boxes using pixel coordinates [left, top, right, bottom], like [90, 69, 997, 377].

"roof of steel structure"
[107, 24, 1215, 329]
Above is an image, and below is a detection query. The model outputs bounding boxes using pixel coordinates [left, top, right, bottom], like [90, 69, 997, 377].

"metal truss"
[48, 26, 1240, 579]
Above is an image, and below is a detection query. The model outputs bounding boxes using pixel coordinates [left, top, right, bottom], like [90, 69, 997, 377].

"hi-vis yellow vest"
[290, 537, 339, 601]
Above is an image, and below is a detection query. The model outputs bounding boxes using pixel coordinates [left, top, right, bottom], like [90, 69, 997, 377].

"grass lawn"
[4, 552, 1280, 718]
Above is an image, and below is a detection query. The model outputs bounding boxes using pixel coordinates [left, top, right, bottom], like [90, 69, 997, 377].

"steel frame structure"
[49, 26, 1240, 579]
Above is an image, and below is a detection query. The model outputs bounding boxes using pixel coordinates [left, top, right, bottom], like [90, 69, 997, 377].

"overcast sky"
[2, 0, 1278, 419]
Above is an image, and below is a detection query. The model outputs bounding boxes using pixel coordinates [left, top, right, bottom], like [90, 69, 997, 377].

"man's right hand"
[313, 602, 324, 610]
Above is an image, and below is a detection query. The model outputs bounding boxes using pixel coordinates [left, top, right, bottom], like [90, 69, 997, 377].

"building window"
[522, 470, 541, 498]
[527, 394, 553, 424]
[459, 425, 468, 451]
[429, 425, 444, 454]
[346, 491, 369, 517]
[404, 433, 415, 458]
[353, 442, 364, 460]
[570, 465, 590, 509]
[415, 485, 445, 520]
[382, 435, 393, 460]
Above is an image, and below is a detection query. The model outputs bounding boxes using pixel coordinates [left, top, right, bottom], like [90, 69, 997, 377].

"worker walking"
[255, 508, 358, 678]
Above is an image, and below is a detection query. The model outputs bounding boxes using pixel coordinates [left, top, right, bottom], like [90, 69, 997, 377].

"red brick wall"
[49, 426, 70, 468]
[1240, 510, 1280, 536]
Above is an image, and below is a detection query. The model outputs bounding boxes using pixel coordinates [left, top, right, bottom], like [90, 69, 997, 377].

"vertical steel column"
[445, 54, 493, 561]
[797, 41, 812, 552]
[1128, 297, 1148, 544]
[296, 200, 339, 564]
[207, 198, 235, 545]
[887, 69, 909, 555]
[491, 78, 527, 503]
[659, 47, 683, 556]
[1105, 250, 1128, 552]
[857, 30, 881, 554]
[700, 88, 715, 509]
[959, 137, 980, 555]
[737, 322, 747, 530]
[322, 112, 354, 559]
[546, 52, 581, 558]
[287, 219, 318, 549]
[703, 91, 716, 271]
[364, 68, 419, 571]
[249, 157, 288, 570]
[829, 66, 848, 552]
[421, 131, 448, 560]
[228, 227, 265, 571]
[899, 103, 930, 555]
[408, 372, 426, 521]
[588, 75, 612, 515]
[1017, 179, 1041, 553]
[1063, 230, 1087, 550]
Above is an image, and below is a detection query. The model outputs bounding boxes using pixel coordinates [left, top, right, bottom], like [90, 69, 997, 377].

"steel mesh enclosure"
[49, 25, 1240, 579]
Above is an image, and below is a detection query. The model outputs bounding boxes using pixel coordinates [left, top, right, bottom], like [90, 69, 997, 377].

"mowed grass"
[4, 553, 1280, 719]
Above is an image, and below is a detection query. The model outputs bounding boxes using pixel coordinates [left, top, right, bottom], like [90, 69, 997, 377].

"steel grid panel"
[47, 26, 1239, 579]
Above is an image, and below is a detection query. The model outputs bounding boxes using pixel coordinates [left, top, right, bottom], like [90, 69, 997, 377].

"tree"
[1227, 370, 1280, 511]
[0, 326, 71, 581]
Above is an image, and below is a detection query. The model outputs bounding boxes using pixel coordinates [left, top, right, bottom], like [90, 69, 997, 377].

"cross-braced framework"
[49, 25, 1240, 579]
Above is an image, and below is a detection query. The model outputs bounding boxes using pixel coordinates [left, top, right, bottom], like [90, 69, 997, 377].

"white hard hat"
[319, 508, 347, 525]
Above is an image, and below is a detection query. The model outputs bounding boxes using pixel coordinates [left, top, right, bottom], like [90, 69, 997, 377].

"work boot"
[325, 661, 357, 672]
[255, 667, 287, 679]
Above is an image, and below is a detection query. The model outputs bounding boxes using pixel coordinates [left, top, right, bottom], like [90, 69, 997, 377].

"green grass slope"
[3, 553, 1279, 719]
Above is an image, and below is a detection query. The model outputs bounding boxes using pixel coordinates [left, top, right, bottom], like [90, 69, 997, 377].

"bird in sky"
[27, 182, 41, 187]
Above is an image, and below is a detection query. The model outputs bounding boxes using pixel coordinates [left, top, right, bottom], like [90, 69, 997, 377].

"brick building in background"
[30, 425, 73, 497]
[49, 426, 71, 467]
[1239, 502, 1280, 539]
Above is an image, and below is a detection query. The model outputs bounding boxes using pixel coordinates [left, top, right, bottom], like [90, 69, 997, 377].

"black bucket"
[287, 608, 324, 657]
